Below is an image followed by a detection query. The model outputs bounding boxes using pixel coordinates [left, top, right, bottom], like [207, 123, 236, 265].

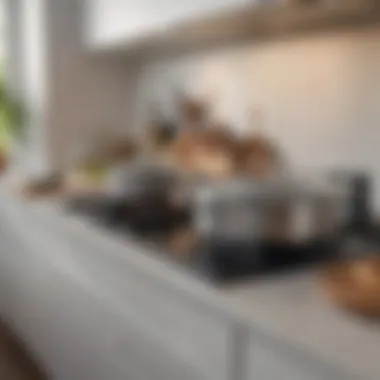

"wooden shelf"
[90, 1, 380, 57]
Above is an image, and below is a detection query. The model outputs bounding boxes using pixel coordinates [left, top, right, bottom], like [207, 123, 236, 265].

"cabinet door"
[0, 215, 19, 316]
[0, 199, 200, 380]
[24, 202, 233, 380]
[0, 200, 102, 378]
[87, 0, 163, 46]
[247, 334, 340, 380]
[154, 0, 249, 25]
[86, 0, 251, 48]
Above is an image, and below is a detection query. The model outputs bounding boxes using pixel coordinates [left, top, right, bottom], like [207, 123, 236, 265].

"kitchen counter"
[0, 185, 378, 380]
[226, 271, 380, 380]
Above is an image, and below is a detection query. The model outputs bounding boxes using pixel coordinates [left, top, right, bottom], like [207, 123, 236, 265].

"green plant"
[0, 73, 26, 152]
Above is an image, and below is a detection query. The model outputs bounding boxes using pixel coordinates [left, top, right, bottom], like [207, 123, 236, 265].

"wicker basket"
[321, 257, 380, 318]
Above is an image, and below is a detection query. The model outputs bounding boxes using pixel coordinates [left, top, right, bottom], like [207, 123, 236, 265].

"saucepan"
[192, 177, 349, 244]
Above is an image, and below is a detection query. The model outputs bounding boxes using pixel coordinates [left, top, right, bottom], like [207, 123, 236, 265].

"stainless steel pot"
[106, 158, 178, 200]
[193, 179, 277, 241]
[192, 177, 348, 243]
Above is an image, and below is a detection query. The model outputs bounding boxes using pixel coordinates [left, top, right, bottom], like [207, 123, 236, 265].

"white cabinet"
[86, 0, 251, 48]
[149, 0, 246, 26]
[24, 203, 232, 380]
[0, 199, 202, 380]
[0, 196, 227, 380]
[246, 335, 334, 380]
[86, 0, 160, 46]
[0, 194, 345, 380]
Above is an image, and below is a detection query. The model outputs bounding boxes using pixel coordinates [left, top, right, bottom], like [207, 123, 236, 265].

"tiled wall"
[136, 25, 380, 210]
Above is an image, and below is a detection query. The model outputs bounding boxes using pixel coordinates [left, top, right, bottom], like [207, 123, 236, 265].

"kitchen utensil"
[106, 137, 137, 164]
[235, 135, 283, 179]
[168, 228, 197, 257]
[22, 173, 64, 198]
[170, 127, 238, 178]
[192, 127, 237, 178]
[193, 178, 277, 241]
[193, 177, 347, 244]
[329, 171, 373, 236]
[145, 103, 178, 153]
[178, 96, 209, 132]
[106, 158, 178, 200]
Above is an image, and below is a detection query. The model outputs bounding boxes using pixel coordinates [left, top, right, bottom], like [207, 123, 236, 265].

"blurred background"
[3, 0, 380, 209]
[2, 1, 380, 380]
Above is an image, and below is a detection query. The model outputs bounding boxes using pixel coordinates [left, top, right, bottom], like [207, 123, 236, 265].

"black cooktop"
[64, 195, 378, 283]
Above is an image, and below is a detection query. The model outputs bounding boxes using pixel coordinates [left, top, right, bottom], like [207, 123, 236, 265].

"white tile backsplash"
[135, 26, 380, 211]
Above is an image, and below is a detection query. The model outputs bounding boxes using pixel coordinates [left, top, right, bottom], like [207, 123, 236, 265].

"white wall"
[6, 0, 139, 172]
[45, 0, 139, 170]
[17, 0, 49, 175]
[8, 0, 380, 209]
[4, 0, 23, 95]
[135, 26, 380, 210]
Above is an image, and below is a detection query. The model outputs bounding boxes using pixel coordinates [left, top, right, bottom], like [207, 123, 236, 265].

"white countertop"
[225, 271, 380, 380]
[3, 186, 380, 379]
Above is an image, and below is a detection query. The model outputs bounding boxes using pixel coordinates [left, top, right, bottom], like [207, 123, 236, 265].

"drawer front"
[246, 333, 345, 380]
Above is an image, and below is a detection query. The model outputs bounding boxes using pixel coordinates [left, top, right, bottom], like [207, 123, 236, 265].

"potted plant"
[0, 73, 26, 173]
